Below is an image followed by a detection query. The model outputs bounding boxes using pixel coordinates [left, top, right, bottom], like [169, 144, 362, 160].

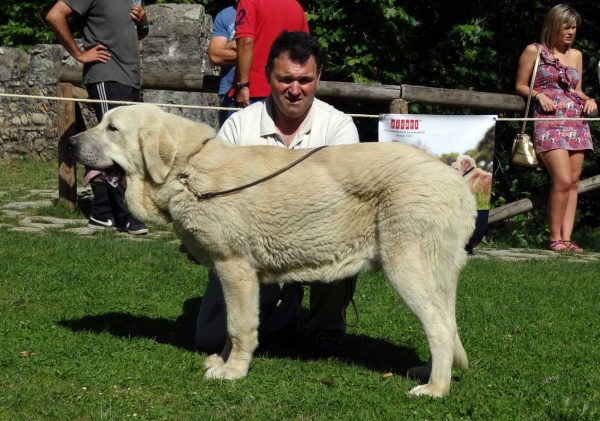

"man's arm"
[233, 0, 255, 107]
[45, 1, 111, 64]
[235, 37, 254, 107]
[130, 3, 149, 40]
[209, 37, 237, 67]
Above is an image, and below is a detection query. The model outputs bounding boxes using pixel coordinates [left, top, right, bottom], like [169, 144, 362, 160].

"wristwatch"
[236, 81, 250, 90]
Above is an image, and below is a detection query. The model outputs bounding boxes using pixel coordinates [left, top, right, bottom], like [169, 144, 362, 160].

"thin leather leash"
[178, 145, 328, 200]
[343, 292, 360, 328]
[178, 143, 361, 328]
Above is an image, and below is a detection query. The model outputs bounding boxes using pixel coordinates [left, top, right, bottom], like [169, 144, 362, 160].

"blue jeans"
[218, 95, 237, 128]
[218, 95, 267, 127]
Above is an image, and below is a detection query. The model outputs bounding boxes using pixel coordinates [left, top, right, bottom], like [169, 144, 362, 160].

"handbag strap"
[521, 45, 542, 134]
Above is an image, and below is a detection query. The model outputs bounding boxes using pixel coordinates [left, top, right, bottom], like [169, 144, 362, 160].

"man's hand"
[130, 3, 148, 27]
[46, 1, 112, 64]
[235, 87, 251, 108]
[76, 44, 111, 64]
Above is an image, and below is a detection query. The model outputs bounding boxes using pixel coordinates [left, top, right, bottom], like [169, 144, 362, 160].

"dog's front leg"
[204, 260, 259, 380]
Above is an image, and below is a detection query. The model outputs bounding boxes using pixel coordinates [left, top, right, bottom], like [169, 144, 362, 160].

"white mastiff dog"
[68, 104, 476, 397]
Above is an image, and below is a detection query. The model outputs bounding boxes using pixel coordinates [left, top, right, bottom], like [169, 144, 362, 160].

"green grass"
[1, 160, 600, 419]
[0, 160, 58, 207]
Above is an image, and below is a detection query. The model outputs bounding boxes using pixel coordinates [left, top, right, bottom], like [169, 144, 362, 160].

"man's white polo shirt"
[217, 96, 359, 148]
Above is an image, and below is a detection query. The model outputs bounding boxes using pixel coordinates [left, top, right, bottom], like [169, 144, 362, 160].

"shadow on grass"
[59, 297, 424, 375]
[59, 296, 202, 352]
[257, 329, 423, 375]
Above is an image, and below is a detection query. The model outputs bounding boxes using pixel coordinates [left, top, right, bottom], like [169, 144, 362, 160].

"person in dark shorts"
[46, 0, 150, 234]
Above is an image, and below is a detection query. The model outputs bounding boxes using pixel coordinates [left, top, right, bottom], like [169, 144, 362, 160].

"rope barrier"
[496, 116, 600, 121]
[2, 91, 600, 121]
[0, 92, 377, 118]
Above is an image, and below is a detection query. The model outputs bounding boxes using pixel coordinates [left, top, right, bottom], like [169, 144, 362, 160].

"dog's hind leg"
[382, 244, 461, 397]
[204, 259, 260, 380]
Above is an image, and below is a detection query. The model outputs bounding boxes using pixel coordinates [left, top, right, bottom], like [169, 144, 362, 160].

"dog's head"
[450, 155, 476, 176]
[68, 104, 216, 224]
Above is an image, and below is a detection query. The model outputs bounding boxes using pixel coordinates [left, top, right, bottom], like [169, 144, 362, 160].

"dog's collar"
[463, 167, 475, 177]
[178, 146, 328, 200]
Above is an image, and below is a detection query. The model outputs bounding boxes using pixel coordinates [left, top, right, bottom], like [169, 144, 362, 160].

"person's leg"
[218, 95, 237, 127]
[539, 149, 573, 251]
[196, 270, 229, 353]
[304, 276, 357, 356]
[258, 283, 303, 336]
[87, 183, 116, 228]
[196, 270, 300, 353]
[96, 82, 148, 234]
[85, 82, 116, 228]
[561, 151, 585, 249]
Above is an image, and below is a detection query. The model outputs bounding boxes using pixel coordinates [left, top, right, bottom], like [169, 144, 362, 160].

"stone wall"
[0, 45, 64, 161]
[0, 3, 219, 162]
[142, 4, 219, 124]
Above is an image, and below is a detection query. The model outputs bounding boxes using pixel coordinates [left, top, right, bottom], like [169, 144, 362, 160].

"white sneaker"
[87, 217, 116, 230]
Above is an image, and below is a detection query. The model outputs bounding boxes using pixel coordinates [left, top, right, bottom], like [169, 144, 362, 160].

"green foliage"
[433, 19, 499, 91]
[305, 0, 419, 84]
[0, 1, 56, 48]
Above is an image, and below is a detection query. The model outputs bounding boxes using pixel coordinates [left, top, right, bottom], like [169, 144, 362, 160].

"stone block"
[33, 138, 46, 151]
[32, 113, 48, 125]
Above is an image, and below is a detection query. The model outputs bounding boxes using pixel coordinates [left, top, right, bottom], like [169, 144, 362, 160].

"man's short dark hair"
[266, 31, 322, 74]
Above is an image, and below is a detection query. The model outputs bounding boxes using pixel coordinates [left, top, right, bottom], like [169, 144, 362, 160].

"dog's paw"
[204, 363, 248, 380]
[407, 383, 448, 398]
[204, 353, 225, 369]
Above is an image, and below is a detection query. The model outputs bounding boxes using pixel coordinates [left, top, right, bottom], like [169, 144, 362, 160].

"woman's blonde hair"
[540, 4, 582, 49]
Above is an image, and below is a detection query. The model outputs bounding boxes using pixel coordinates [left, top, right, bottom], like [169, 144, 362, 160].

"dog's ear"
[462, 157, 471, 173]
[139, 126, 178, 184]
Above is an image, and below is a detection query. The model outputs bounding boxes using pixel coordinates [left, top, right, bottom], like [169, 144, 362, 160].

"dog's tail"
[453, 332, 469, 371]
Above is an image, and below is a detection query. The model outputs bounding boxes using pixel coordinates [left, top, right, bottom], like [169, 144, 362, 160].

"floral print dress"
[532, 43, 593, 153]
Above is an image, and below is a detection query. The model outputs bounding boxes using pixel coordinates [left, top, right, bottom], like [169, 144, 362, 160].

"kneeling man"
[193, 31, 359, 356]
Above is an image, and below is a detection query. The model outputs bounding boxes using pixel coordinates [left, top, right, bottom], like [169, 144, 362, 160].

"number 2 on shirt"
[236, 9, 246, 26]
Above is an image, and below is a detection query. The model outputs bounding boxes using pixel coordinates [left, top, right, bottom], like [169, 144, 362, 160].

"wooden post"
[57, 83, 77, 211]
[389, 98, 409, 114]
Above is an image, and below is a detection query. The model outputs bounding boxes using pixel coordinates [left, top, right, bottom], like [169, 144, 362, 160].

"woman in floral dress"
[515, 4, 597, 252]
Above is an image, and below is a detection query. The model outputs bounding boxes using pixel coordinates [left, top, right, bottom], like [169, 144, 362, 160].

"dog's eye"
[107, 123, 118, 131]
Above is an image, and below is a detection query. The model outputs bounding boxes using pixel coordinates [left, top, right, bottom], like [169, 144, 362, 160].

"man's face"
[267, 53, 321, 120]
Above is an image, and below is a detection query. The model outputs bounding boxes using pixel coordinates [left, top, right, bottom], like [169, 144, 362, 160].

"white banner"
[378, 114, 497, 210]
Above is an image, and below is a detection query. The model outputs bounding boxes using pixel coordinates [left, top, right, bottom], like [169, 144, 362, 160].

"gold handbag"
[511, 133, 538, 167]
[512, 45, 541, 168]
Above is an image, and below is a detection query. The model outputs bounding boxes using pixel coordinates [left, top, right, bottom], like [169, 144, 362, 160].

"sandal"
[548, 240, 568, 252]
[562, 240, 583, 253]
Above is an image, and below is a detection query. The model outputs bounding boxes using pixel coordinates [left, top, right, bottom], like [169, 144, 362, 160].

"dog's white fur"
[70, 104, 476, 397]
